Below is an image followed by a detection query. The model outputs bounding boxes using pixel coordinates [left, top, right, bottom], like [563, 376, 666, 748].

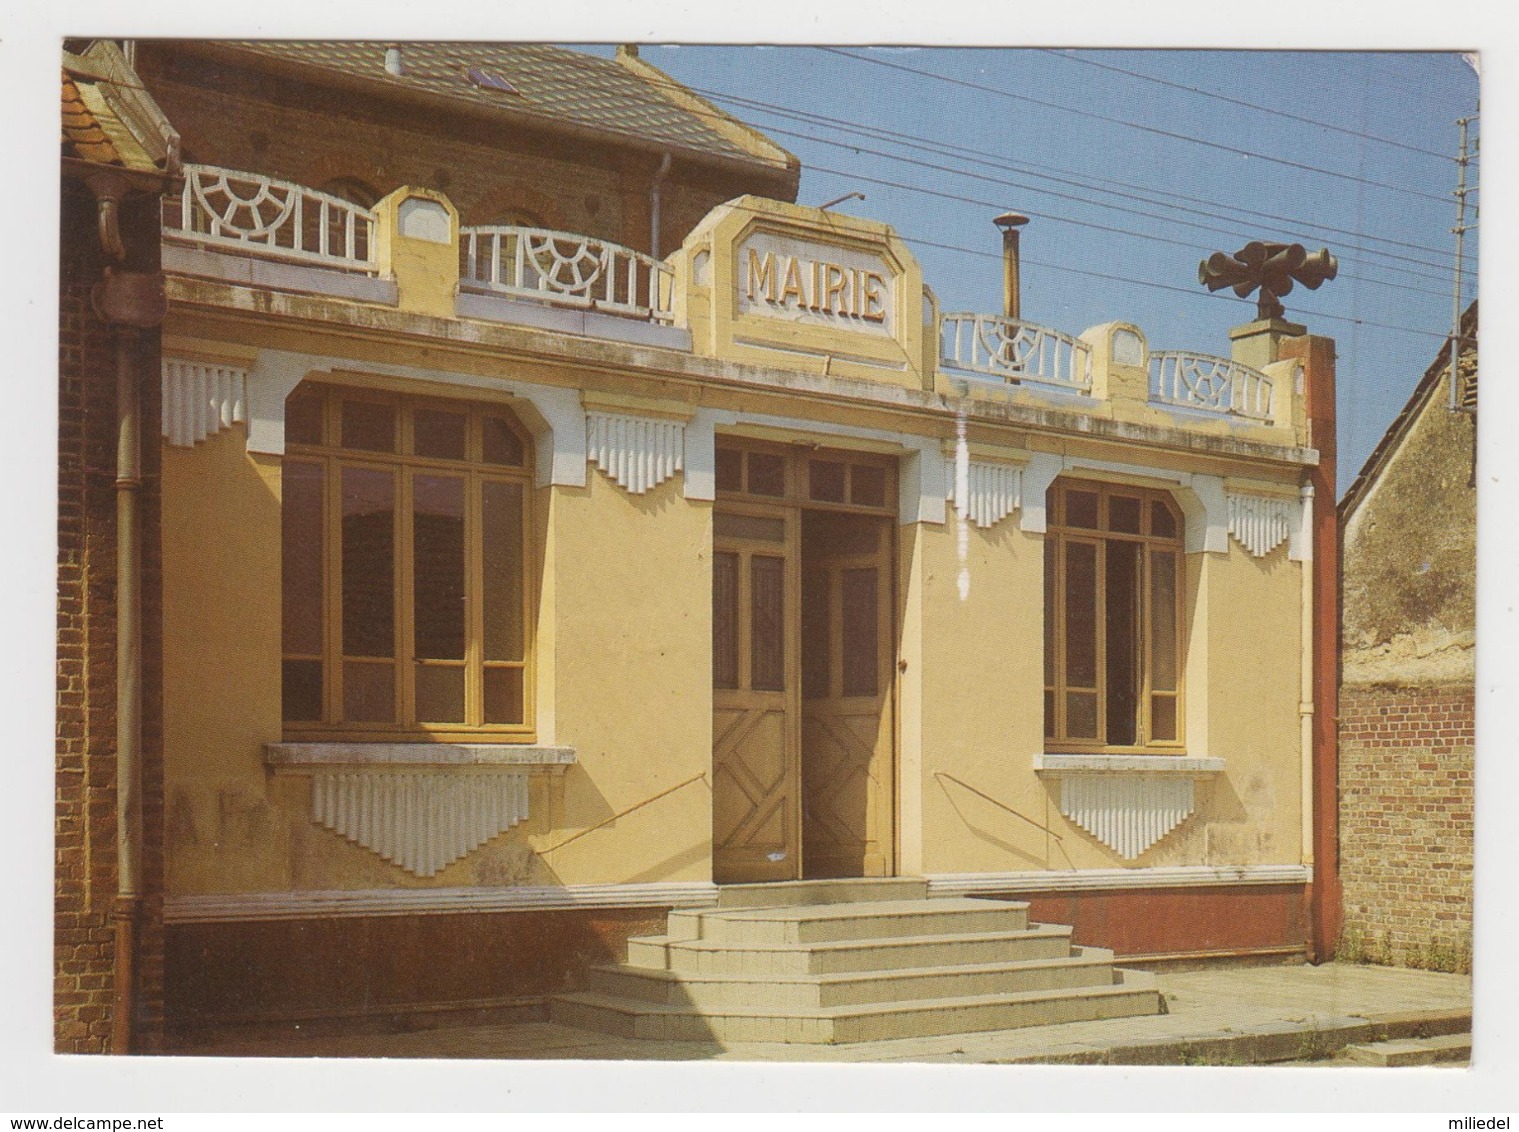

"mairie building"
[58, 40, 1343, 1047]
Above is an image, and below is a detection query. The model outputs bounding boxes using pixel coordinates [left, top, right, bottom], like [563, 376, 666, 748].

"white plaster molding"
[924, 863, 1311, 897]
[1054, 774, 1196, 859]
[586, 411, 684, 494]
[1034, 753, 1224, 774]
[244, 350, 587, 489]
[948, 460, 1022, 529]
[265, 742, 575, 768]
[163, 881, 721, 923]
[693, 408, 946, 524]
[162, 358, 247, 447]
[1290, 483, 1314, 563]
[1227, 491, 1295, 558]
[1016, 454, 1226, 553]
[1017, 451, 1063, 533]
[310, 769, 531, 878]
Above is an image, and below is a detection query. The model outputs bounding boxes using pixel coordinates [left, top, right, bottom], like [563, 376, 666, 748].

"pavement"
[169, 961, 1472, 1065]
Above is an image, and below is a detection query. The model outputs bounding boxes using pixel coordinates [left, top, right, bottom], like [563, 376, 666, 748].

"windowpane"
[343, 661, 394, 722]
[1044, 688, 1055, 739]
[482, 481, 525, 662]
[482, 414, 525, 467]
[1151, 694, 1177, 742]
[714, 512, 785, 542]
[801, 567, 830, 700]
[413, 407, 467, 461]
[750, 555, 785, 691]
[1043, 539, 1056, 685]
[282, 659, 322, 722]
[747, 452, 785, 497]
[484, 667, 525, 725]
[341, 467, 395, 659]
[281, 460, 324, 656]
[285, 387, 324, 446]
[712, 551, 739, 690]
[1105, 540, 1140, 747]
[1065, 489, 1099, 529]
[415, 663, 465, 723]
[1064, 541, 1097, 688]
[1151, 500, 1178, 539]
[841, 567, 879, 697]
[341, 400, 396, 453]
[413, 475, 465, 661]
[1150, 549, 1179, 690]
[1066, 691, 1098, 738]
[1109, 495, 1142, 534]
[715, 447, 743, 492]
[809, 459, 846, 503]
[851, 464, 887, 508]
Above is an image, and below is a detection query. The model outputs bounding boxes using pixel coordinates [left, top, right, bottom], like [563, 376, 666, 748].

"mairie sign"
[736, 232, 895, 336]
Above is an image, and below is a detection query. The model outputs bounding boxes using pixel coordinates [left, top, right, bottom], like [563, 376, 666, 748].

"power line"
[1037, 49, 1456, 162]
[689, 80, 1470, 276]
[820, 48, 1457, 207]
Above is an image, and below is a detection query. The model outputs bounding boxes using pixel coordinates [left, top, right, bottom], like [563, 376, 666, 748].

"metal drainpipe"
[1298, 483, 1316, 906]
[650, 152, 672, 260]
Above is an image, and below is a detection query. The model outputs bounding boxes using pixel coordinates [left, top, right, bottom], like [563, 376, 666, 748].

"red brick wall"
[1337, 684, 1474, 971]
[57, 180, 166, 1052]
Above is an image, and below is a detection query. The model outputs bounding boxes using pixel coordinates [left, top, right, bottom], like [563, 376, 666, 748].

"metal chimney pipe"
[994, 212, 1030, 320]
[384, 45, 405, 77]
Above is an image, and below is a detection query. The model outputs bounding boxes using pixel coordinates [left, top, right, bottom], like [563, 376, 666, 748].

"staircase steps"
[550, 883, 1164, 1045]
[1340, 1033, 1472, 1067]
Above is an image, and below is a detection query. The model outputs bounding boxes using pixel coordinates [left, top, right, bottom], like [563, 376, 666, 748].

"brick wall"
[1337, 683, 1473, 971]
[57, 180, 166, 1052]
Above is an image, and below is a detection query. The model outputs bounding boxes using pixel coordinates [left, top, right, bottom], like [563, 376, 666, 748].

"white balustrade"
[1150, 351, 1274, 421]
[461, 225, 675, 324]
[163, 164, 377, 274]
[940, 313, 1093, 392]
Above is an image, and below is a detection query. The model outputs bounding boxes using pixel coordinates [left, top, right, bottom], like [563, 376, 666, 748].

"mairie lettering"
[745, 248, 887, 324]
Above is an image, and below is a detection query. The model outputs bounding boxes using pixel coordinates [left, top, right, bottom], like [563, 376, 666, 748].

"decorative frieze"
[1055, 773, 1196, 860]
[311, 770, 530, 878]
[948, 460, 1022, 529]
[925, 863, 1310, 897]
[162, 358, 247, 447]
[1227, 491, 1294, 558]
[586, 411, 685, 494]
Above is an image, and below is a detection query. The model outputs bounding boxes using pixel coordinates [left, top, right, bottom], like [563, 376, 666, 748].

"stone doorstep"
[1341, 1032, 1472, 1067]
[996, 1007, 1474, 1066]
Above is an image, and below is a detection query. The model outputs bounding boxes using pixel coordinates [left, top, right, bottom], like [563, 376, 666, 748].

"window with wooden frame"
[1043, 479, 1184, 752]
[280, 383, 534, 740]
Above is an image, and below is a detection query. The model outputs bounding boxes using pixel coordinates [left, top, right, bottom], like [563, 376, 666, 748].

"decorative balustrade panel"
[949, 460, 1022, 529]
[940, 313, 1093, 392]
[161, 359, 247, 447]
[1150, 351, 1275, 420]
[1058, 774, 1195, 860]
[164, 165, 377, 273]
[461, 226, 675, 324]
[586, 411, 685, 495]
[311, 770, 531, 878]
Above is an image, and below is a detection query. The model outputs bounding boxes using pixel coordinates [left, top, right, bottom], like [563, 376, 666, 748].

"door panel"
[712, 509, 799, 883]
[801, 512, 895, 879]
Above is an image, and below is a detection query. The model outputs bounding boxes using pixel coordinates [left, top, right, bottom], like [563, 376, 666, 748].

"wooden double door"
[710, 445, 897, 884]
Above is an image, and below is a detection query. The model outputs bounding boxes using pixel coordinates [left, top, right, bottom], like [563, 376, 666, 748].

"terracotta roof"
[62, 42, 178, 174]
[205, 42, 793, 171]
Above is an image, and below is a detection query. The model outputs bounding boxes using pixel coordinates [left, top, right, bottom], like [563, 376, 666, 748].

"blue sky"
[585, 45, 1478, 494]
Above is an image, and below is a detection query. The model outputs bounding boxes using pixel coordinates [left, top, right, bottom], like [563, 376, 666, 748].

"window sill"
[265, 742, 576, 770]
[1034, 752, 1224, 774]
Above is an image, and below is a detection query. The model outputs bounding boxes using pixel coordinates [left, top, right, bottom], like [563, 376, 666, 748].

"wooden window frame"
[281, 383, 537, 742]
[1043, 478, 1186, 754]
[714, 438, 899, 519]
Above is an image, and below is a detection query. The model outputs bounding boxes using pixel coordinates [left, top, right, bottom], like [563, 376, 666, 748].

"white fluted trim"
[925, 864, 1310, 897]
[310, 770, 530, 878]
[1227, 492, 1294, 558]
[947, 460, 1022, 528]
[586, 411, 684, 494]
[162, 358, 247, 447]
[164, 881, 721, 923]
[1058, 774, 1196, 860]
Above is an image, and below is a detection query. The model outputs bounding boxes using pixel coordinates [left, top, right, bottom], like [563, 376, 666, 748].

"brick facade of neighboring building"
[1337, 304, 1476, 973]
[57, 165, 169, 1054]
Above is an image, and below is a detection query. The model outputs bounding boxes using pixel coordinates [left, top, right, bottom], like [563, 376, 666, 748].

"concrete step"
[715, 878, 929, 909]
[627, 923, 1075, 976]
[551, 972, 1161, 1045]
[1341, 1032, 1471, 1067]
[586, 947, 1122, 1010]
[670, 897, 1029, 946]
